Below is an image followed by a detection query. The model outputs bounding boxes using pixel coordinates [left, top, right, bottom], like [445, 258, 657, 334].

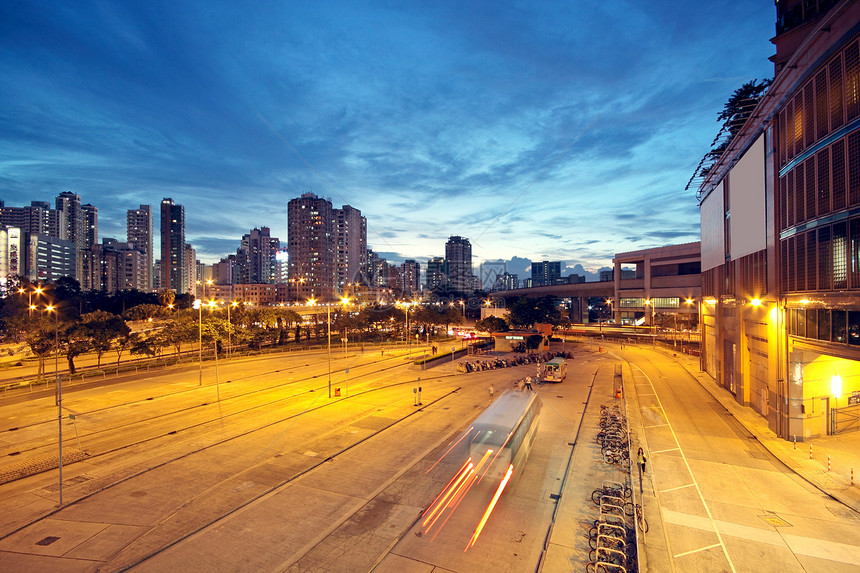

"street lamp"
[46, 303, 62, 505]
[227, 300, 238, 358]
[194, 299, 203, 386]
[645, 299, 656, 343]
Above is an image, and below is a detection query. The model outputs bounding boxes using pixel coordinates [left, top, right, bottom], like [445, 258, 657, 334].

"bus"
[542, 357, 567, 382]
[468, 390, 541, 481]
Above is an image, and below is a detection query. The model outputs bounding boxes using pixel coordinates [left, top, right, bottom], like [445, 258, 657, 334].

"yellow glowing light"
[307, 298, 316, 306]
[686, 298, 694, 305]
[341, 297, 350, 305]
[800, 298, 810, 306]
[831, 374, 842, 398]
[750, 298, 762, 307]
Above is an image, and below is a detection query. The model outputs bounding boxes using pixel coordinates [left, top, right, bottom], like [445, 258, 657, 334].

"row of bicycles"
[585, 403, 645, 573]
[586, 481, 647, 572]
[597, 404, 629, 466]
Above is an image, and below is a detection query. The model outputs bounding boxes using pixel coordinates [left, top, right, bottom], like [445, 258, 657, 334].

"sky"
[0, 1, 775, 276]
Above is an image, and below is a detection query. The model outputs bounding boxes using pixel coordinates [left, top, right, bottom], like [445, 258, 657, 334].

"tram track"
[0, 348, 442, 471]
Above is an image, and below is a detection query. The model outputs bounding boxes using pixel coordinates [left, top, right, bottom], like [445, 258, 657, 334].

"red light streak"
[422, 449, 496, 538]
[466, 464, 514, 551]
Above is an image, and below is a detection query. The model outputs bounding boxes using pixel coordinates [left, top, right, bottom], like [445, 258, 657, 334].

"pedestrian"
[489, 384, 495, 398]
[637, 447, 646, 474]
[525, 376, 533, 391]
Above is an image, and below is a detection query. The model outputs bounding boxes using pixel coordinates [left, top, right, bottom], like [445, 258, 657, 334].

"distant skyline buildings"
[1, 188, 616, 297]
[160, 198, 186, 294]
[287, 193, 334, 299]
[126, 205, 153, 292]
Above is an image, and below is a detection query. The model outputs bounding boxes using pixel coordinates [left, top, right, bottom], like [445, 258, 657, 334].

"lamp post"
[227, 301, 237, 359]
[194, 299, 203, 386]
[46, 303, 62, 505]
[327, 302, 332, 398]
[208, 300, 220, 401]
[645, 299, 656, 344]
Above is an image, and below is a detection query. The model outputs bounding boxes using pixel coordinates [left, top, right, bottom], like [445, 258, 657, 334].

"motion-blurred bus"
[469, 390, 541, 481]
[541, 357, 567, 382]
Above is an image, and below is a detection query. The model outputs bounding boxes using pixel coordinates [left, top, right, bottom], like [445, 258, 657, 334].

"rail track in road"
[0, 350, 468, 548]
[0, 348, 448, 483]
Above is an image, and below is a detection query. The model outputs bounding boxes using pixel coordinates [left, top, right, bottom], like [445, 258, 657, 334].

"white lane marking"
[644, 423, 669, 428]
[650, 447, 680, 454]
[660, 483, 695, 493]
[662, 509, 860, 566]
[634, 364, 737, 573]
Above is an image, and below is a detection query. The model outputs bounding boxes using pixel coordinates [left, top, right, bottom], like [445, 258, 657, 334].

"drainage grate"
[759, 514, 792, 527]
[36, 536, 60, 546]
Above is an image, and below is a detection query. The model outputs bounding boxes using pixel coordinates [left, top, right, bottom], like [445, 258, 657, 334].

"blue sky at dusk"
[0, 1, 774, 273]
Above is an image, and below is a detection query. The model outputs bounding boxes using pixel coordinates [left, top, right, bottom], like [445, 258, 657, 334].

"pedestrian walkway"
[652, 345, 860, 516]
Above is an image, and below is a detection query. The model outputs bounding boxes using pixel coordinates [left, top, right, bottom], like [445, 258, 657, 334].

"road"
[1, 341, 859, 572]
[622, 345, 860, 573]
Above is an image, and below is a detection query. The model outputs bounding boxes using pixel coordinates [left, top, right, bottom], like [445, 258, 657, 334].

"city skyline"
[1, 1, 774, 270]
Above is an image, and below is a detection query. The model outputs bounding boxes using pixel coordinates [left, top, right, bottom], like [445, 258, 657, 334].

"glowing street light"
[45, 303, 62, 505]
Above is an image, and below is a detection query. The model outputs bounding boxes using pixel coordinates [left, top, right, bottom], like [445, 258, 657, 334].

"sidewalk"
[655, 345, 860, 515]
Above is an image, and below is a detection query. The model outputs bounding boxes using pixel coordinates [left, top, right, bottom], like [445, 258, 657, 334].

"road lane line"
[673, 543, 722, 558]
[650, 447, 680, 454]
[644, 423, 668, 428]
[662, 508, 860, 566]
[660, 483, 695, 493]
[633, 364, 737, 573]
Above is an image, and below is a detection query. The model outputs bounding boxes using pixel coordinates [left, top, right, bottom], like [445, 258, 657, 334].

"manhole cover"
[36, 536, 60, 546]
[759, 515, 792, 527]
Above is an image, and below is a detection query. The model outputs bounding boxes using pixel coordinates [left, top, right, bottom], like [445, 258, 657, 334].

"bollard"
[852, 468, 855, 486]
[809, 444, 813, 459]
[828, 454, 831, 471]
[793, 436, 796, 450]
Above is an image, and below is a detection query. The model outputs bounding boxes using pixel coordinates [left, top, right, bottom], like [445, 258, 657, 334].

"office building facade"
[697, 0, 860, 439]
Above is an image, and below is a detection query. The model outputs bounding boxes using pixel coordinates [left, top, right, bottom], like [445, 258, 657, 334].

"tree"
[79, 311, 129, 367]
[157, 288, 176, 308]
[60, 323, 90, 375]
[13, 315, 55, 380]
[124, 304, 168, 321]
[130, 332, 158, 359]
[476, 316, 508, 333]
[507, 296, 560, 328]
[525, 334, 543, 353]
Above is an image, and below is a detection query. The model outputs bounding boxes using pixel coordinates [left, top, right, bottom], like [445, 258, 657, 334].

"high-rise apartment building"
[333, 205, 366, 289]
[531, 261, 562, 286]
[401, 259, 420, 296]
[184, 243, 197, 295]
[81, 204, 98, 249]
[425, 257, 448, 291]
[127, 205, 153, 291]
[492, 272, 519, 291]
[236, 227, 280, 284]
[288, 193, 334, 300]
[81, 239, 149, 293]
[160, 198, 186, 294]
[55, 192, 84, 250]
[0, 201, 65, 239]
[445, 236, 474, 292]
